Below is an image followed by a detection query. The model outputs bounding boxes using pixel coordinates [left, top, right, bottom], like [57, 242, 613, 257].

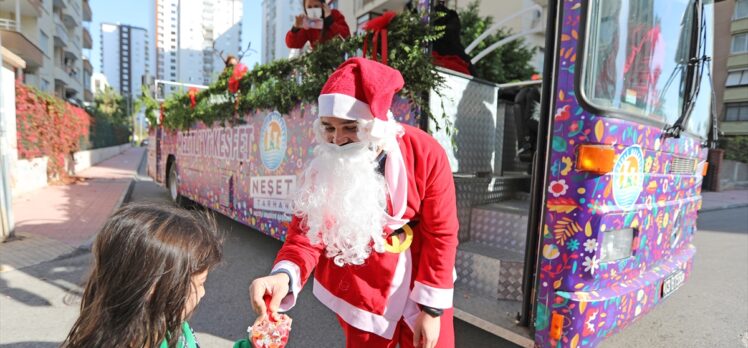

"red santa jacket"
[285, 9, 351, 49]
[272, 124, 458, 339]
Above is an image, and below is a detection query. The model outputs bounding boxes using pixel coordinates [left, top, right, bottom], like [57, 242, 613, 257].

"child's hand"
[249, 273, 290, 323]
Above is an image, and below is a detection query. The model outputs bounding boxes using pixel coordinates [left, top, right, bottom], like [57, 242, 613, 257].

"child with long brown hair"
[62, 202, 223, 348]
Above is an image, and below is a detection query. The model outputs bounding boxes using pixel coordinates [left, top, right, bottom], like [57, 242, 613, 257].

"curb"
[699, 203, 748, 213]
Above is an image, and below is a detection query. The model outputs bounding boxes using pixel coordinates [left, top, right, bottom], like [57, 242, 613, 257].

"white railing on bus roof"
[465, 4, 544, 65]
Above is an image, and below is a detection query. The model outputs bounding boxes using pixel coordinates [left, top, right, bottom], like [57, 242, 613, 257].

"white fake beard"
[293, 141, 388, 266]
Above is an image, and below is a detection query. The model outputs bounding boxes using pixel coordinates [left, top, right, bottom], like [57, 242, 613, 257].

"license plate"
[661, 270, 686, 298]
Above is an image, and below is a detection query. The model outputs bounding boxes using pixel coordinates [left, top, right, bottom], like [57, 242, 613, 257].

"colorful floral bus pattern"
[533, 1, 707, 346]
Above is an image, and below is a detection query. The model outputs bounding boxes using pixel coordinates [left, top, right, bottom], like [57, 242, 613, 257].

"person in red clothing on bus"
[431, 2, 475, 76]
[286, 0, 351, 50]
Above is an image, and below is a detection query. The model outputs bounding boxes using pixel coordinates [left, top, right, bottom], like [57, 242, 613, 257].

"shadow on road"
[0, 276, 52, 307]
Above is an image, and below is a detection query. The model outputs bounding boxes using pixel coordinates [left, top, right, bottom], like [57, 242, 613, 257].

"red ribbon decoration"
[188, 87, 198, 109]
[362, 11, 396, 65]
[228, 63, 248, 94]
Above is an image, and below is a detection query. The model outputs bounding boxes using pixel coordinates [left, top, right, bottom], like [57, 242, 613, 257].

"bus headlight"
[599, 228, 634, 262]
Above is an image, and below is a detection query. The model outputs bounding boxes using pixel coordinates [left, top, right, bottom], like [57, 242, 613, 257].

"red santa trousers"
[336, 308, 455, 348]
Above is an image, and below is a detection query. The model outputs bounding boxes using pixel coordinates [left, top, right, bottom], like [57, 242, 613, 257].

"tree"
[85, 86, 131, 148]
[458, 0, 537, 83]
[92, 86, 129, 127]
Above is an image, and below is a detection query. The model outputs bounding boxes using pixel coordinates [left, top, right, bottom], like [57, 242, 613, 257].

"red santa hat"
[317, 57, 410, 230]
[317, 57, 404, 122]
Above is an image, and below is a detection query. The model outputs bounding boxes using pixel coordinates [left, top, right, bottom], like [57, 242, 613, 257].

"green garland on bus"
[149, 10, 446, 131]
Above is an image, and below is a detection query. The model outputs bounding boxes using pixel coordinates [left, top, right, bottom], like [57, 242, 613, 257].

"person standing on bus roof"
[249, 57, 458, 348]
[286, 0, 351, 50]
[431, 2, 476, 76]
[223, 54, 238, 75]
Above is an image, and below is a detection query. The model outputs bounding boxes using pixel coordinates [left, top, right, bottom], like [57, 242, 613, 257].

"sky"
[89, 0, 262, 75]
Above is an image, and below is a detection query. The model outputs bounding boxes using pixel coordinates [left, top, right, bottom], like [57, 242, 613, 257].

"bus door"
[530, 0, 713, 346]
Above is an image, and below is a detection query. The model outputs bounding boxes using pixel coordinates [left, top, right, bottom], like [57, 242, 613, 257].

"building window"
[41, 79, 50, 91]
[735, 0, 748, 20]
[726, 69, 748, 87]
[725, 102, 748, 121]
[732, 33, 748, 54]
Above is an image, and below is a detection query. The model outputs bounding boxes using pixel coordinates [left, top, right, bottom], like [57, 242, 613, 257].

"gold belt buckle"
[384, 224, 413, 253]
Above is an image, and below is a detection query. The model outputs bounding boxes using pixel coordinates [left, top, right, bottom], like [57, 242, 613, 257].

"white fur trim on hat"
[318, 93, 373, 120]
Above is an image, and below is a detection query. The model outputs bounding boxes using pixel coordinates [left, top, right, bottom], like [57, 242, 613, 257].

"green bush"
[721, 135, 748, 163]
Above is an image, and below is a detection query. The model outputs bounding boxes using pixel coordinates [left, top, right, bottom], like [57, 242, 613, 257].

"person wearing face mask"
[286, 0, 351, 49]
[249, 58, 458, 348]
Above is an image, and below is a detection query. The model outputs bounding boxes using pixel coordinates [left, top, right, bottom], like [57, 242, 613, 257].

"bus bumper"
[544, 243, 696, 347]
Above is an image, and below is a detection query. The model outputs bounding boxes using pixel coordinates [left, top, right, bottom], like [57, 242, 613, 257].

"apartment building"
[90, 71, 109, 95]
[0, 0, 92, 104]
[715, 0, 748, 136]
[100, 23, 150, 101]
[155, 0, 243, 95]
[261, 0, 304, 64]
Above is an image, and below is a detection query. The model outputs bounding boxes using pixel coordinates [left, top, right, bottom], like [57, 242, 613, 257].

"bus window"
[581, 0, 696, 125]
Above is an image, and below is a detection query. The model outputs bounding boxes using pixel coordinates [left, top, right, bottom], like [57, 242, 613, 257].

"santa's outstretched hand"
[249, 272, 290, 323]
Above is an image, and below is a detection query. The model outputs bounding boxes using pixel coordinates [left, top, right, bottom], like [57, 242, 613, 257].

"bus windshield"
[581, 0, 696, 127]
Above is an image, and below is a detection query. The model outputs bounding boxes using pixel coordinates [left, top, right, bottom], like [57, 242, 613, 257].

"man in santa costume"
[249, 57, 458, 348]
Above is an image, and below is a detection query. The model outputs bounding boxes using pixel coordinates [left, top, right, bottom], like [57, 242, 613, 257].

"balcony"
[0, 20, 44, 69]
[83, 57, 93, 74]
[53, 18, 69, 47]
[64, 44, 78, 61]
[66, 75, 81, 93]
[82, 0, 92, 22]
[57, 63, 82, 96]
[0, 0, 43, 17]
[82, 27, 92, 49]
[62, 10, 77, 29]
[54, 65, 68, 85]
[54, 78, 66, 99]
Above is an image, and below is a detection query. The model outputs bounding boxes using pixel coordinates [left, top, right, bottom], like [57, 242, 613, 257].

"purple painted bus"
[148, 0, 716, 346]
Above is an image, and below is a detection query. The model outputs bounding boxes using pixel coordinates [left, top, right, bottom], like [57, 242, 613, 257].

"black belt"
[390, 220, 419, 236]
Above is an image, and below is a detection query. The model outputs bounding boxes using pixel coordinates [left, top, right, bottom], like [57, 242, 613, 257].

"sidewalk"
[700, 188, 748, 212]
[0, 147, 145, 273]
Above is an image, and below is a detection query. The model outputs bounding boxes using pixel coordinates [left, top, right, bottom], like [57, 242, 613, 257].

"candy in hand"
[249, 294, 292, 348]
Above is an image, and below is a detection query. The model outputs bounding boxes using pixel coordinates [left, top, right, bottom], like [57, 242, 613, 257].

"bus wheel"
[167, 161, 182, 205]
[167, 160, 195, 208]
